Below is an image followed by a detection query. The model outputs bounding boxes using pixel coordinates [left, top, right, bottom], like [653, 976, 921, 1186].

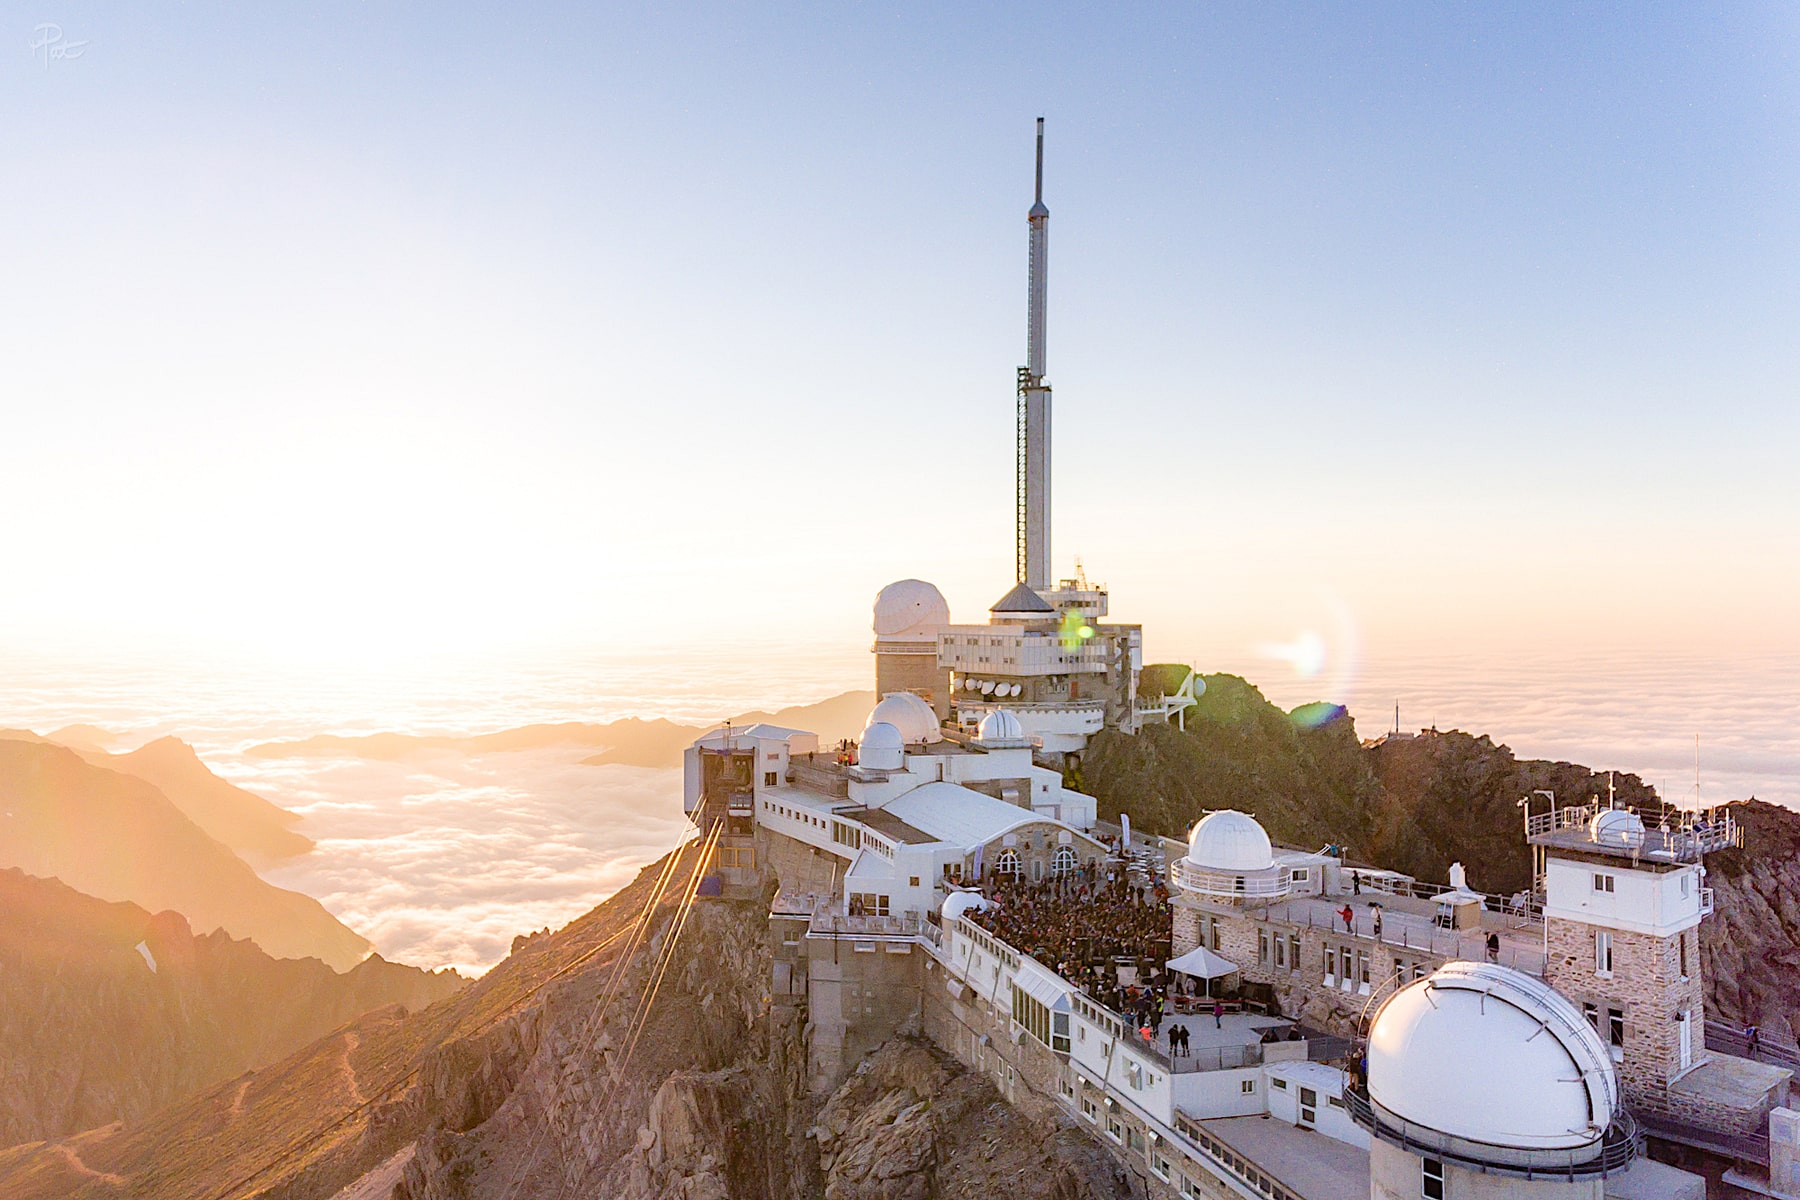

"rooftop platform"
[1195, 1115, 1369, 1200]
[1671, 1052, 1793, 1114]
[1526, 801, 1739, 865]
[856, 808, 937, 845]
[1233, 892, 1548, 976]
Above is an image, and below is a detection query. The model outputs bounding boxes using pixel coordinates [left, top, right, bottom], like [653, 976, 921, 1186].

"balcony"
[1172, 858, 1293, 899]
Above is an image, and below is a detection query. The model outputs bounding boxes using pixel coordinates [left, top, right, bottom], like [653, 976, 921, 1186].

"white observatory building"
[1352, 961, 1640, 1197]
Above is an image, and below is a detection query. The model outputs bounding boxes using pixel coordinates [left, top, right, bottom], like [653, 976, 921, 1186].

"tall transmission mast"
[1016, 117, 1052, 589]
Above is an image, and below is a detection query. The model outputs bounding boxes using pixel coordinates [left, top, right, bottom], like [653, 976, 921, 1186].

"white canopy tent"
[1166, 946, 1239, 979]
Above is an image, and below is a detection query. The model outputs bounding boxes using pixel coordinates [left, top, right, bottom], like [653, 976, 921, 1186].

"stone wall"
[1543, 917, 1704, 1117]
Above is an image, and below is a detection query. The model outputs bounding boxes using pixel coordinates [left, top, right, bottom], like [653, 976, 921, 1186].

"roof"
[989, 582, 1055, 614]
[1197, 1115, 1370, 1200]
[698, 723, 814, 747]
[857, 808, 938, 846]
[1012, 960, 1072, 1011]
[880, 781, 1067, 852]
[844, 849, 894, 881]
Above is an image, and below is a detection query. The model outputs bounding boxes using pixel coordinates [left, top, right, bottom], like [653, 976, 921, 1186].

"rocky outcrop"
[0, 869, 464, 1149]
[1698, 800, 1800, 1041]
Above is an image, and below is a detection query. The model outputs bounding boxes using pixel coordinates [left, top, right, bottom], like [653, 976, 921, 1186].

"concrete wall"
[1369, 1139, 1603, 1200]
[804, 934, 923, 1092]
[875, 650, 950, 719]
[1543, 858, 1703, 938]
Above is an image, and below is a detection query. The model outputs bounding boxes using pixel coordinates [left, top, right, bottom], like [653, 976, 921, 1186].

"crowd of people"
[963, 862, 1177, 1017]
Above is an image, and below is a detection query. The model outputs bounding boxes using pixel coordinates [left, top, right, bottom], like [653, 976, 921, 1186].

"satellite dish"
[1193, 675, 1207, 698]
[1008, 683, 1022, 697]
[980, 681, 995, 695]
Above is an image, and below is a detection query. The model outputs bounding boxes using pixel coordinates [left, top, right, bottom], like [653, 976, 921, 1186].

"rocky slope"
[0, 737, 370, 968]
[0, 847, 1137, 1200]
[0, 868, 464, 1149]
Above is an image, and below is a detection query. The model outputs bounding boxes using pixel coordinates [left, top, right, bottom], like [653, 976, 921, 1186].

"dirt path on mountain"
[339, 1031, 366, 1105]
[49, 1144, 126, 1189]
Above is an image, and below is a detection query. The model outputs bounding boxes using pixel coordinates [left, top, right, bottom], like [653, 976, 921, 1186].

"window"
[1584, 1001, 1599, 1033]
[1300, 1086, 1317, 1125]
[995, 848, 1021, 876]
[1596, 930, 1613, 976]
[1288, 933, 1301, 973]
[1680, 874, 1691, 897]
[1274, 935, 1287, 970]
[1127, 1128, 1145, 1153]
[1356, 949, 1371, 991]
[1271, 1077, 1288, 1090]
[1680, 931, 1689, 979]
[1259, 930, 1271, 965]
[1593, 872, 1616, 894]
[1150, 1152, 1171, 1180]
[1609, 1008, 1625, 1047]
[763, 771, 778, 788]
[1422, 1157, 1445, 1200]
[1340, 946, 1354, 988]
[1053, 845, 1078, 875]
[1106, 1117, 1123, 1144]
[1241, 1079, 1256, 1094]
[1323, 945, 1335, 984]
[1291, 866, 1310, 884]
[1080, 1098, 1098, 1123]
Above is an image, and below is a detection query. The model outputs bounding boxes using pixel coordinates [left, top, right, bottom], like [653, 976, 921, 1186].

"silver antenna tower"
[1016, 117, 1052, 589]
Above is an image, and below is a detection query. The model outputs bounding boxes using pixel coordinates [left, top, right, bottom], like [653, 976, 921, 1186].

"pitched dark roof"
[990, 582, 1055, 614]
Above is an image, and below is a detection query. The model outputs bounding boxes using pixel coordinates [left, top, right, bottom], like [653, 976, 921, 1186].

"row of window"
[1011, 988, 1072, 1053]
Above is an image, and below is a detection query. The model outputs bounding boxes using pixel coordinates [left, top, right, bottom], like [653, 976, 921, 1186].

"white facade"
[1542, 856, 1705, 938]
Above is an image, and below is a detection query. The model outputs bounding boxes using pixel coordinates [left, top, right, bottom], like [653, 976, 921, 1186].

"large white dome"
[873, 579, 951, 642]
[1367, 961, 1616, 1152]
[866, 692, 941, 745]
[1186, 810, 1274, 872]
[858, 721, 905, 770]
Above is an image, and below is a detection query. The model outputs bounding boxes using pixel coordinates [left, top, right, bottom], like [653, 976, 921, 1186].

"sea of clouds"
[250, 752, 691, 975]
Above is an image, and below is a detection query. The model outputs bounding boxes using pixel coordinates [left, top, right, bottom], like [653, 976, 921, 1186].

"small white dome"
[1186, 810, 1274, 872]
[941, 891, 992, 923]
[866, 692, 941, 745]
[858, 721, 905, 771]
[873, 579, 951, 642]
[1367, 961, 1616, 1152]
[1591, 808, 1646, 847]
[976, 709, 1024, 743]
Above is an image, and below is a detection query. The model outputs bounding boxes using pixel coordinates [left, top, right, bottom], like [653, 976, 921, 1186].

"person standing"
[1339, 904, 1354, 934]
[1213, 1000, 1224, 1030]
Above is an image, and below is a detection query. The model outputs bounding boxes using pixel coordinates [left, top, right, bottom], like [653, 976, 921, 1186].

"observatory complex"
[682, 123, 1788, 1199]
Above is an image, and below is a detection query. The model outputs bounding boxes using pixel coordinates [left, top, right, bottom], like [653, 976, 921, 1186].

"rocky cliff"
[0, 847, 1136, 1200]
[0, 869, 464, 1150]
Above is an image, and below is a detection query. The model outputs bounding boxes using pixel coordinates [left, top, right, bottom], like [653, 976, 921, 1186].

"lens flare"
[1255, 595, 1362, 727]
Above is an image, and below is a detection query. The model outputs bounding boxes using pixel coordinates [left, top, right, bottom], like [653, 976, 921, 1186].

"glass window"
[1596, 931, 1613, 975]
[1422, 1157, 1445, 1200]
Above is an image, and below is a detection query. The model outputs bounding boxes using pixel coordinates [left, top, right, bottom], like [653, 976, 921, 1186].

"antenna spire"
[1034, 116, 1045, 205]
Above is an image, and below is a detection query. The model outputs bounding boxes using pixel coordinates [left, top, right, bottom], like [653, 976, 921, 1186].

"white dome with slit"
[1186, 810, 1274, 872]
[858, 721, 905, 770]
[873, 579, 951, 642]
[1367, 961, 1616, 1152]
[866, 692, 941, 744]
[976, 708, 1024, 743]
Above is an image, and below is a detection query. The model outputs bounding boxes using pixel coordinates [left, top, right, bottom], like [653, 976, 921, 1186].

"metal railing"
[1344, 1087, 1639, 1179]
[1172, 858, 1293, 898]
[1243, 902, 1547, 976]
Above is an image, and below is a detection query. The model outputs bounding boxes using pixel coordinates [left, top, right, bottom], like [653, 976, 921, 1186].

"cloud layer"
[254, 752, 690, 975]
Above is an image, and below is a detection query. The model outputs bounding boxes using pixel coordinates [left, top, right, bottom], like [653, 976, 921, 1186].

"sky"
[4, 3, 1798, 683]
